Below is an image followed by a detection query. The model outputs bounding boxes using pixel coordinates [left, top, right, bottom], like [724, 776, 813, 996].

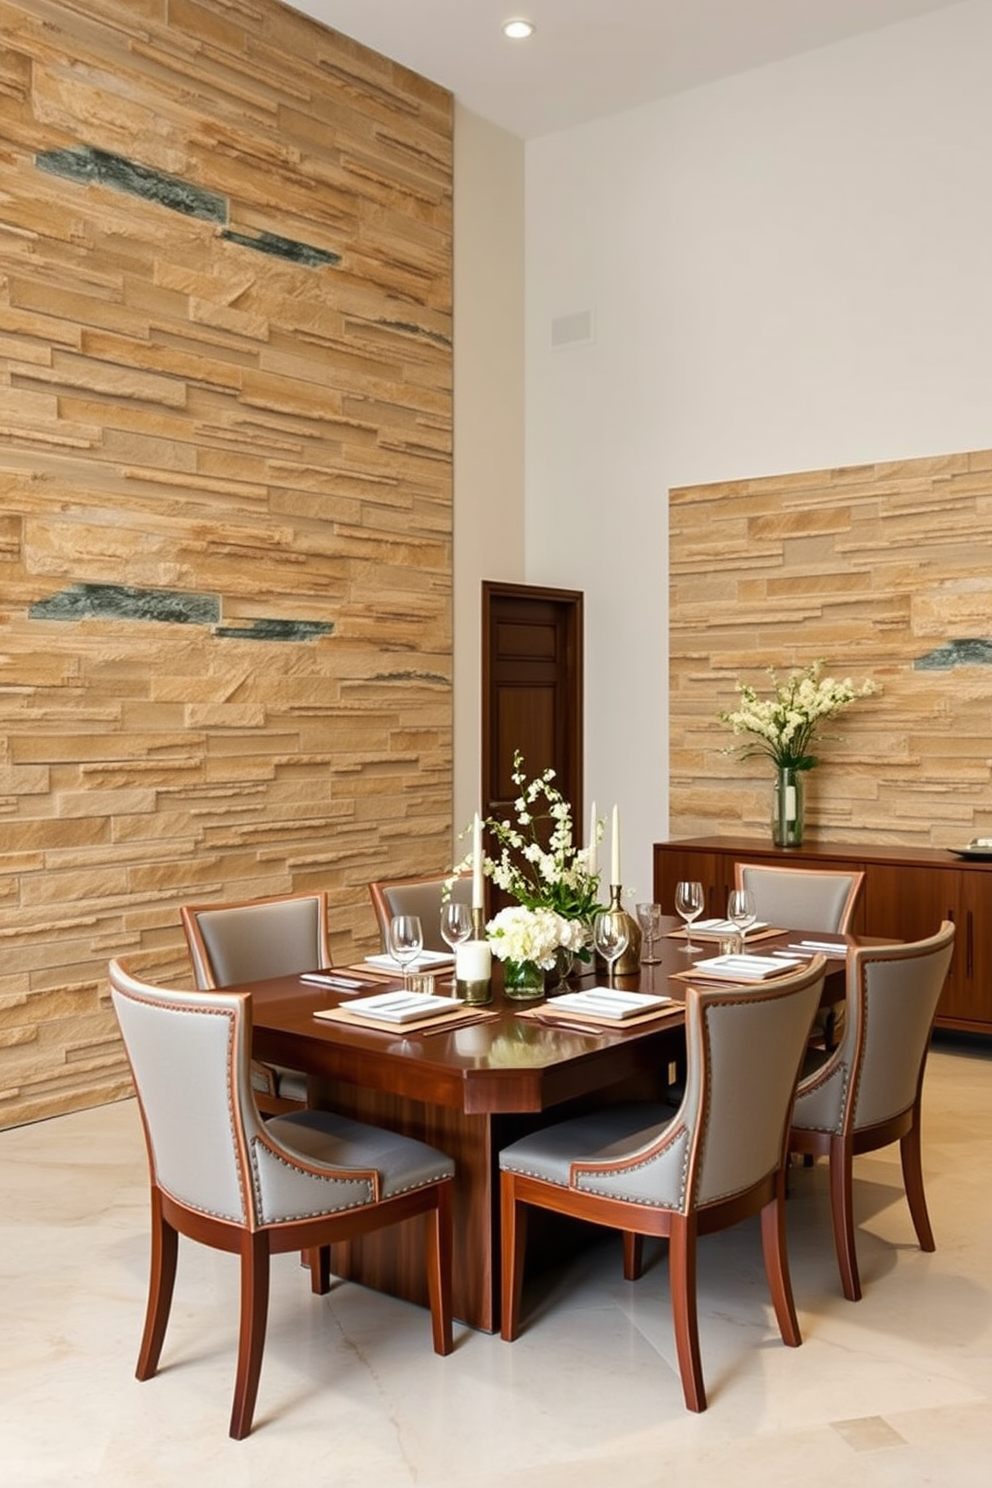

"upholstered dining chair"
[180, 891, 332, 1114]
[499, 956, 827, 1412]
[734, 862, 865, 935]
[735, 862, 866, 1048]
[109, 958, 454, 1439]
[789, 920, 955, 1301]
[369, 872, 473, 954]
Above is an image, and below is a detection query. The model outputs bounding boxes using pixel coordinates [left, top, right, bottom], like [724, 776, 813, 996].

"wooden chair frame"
[180, 891, 332, 1115]
[789, 922, 955, 1300]
[110, 959, 453, 1438]
[500, 959, 826, 1412]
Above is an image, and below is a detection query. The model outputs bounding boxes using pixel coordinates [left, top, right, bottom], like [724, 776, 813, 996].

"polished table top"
[249, 918, 850, 1116]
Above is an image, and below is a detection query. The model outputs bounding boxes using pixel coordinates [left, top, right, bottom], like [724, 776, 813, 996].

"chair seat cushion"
[271, 1067, 308, 1103]
[268, 1109, 455, 1198]
[500, 1103, 677, 1200]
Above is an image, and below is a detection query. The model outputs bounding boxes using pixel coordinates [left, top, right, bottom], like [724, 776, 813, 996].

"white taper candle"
[472, 811, 484, 910]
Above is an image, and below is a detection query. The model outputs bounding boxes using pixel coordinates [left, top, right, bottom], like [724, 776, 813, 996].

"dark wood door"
[482, 581, 583, 862]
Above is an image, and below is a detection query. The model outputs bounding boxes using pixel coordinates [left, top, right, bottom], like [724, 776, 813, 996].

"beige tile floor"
[2, 1032, 990, 1488]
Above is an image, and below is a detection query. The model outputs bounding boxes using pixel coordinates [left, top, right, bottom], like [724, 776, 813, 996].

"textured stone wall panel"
[0, 0, 453, 1127]
[670, 451, 992, 848]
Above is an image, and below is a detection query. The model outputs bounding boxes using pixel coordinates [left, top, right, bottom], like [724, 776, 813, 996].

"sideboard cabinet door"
[652, 847, 734, 923]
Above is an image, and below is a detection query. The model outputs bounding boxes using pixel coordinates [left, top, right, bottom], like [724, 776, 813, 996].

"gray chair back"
[369, 874, 472, 953]
[569, 959, 826, 1211]
[111, 964, 260, 1223]
[793, 921, 955, 1136]
[735, 862, 864, 933]
[685, 961, 826, 1207]
[181, 892, 331, 989]
[110, 961, 381, 1224]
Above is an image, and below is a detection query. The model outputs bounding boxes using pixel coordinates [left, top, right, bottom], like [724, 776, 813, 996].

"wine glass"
[727, 889, 757, 953]
[636, 902, 663, 965]
[593, 909, 629, 987]
[388, 914, 423, 990]
[439, 901, 472, 956]
[674, 880, 704, 953]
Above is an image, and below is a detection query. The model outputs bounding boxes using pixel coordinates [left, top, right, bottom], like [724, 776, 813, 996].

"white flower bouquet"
[719, 660, 877, 772]
[486, 904, 589, 969]
[451, 751, 600, 961]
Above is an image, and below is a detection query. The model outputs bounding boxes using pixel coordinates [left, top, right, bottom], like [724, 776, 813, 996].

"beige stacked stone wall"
[0, 0, 453, 1126]
[670, 450, 992, 846]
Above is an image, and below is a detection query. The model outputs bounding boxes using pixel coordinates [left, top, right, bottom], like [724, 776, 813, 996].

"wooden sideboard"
[653, 836, 992, 1034]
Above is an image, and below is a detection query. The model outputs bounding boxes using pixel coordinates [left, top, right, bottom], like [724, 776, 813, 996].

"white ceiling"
[284, 0, 966, 139]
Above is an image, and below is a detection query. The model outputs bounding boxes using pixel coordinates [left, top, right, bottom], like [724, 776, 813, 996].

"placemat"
[313, 1004, 500, 1035]
[668, 961, 798, 986]
[343, 963, 401, 981]
[516, 1001, 685, 1031]
[666, 924, 784, 944]
[344, 962, 459, 989]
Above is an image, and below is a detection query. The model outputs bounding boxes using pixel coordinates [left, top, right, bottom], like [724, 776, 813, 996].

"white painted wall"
[452, 104, 526, 849]
[524, 0, 992, 902]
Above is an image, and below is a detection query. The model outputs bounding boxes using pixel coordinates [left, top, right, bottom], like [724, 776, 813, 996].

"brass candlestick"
[595, 885, 642, 978]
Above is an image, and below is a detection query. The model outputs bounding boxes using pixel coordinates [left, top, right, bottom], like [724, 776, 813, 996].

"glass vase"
[502, 958, 546, 1000]
[545, 946, 574, 995]
[772, 766, 805, 848]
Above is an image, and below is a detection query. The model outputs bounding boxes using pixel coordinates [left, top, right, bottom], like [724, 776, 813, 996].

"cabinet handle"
[967, 910, 974, 978]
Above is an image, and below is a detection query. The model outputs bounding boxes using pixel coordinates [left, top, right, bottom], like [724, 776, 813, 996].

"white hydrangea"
[486, 905, 574, 968]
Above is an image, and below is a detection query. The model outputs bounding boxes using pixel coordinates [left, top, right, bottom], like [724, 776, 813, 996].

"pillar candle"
[456, 939, 491, 981]
[611, 804, 620, 885]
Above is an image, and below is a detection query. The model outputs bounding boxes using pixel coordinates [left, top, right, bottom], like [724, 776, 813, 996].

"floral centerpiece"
[718, 661, 878, 846]
[451, 751, 601, 996]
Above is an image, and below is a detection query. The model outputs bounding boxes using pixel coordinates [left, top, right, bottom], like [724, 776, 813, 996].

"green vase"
[502, 958, 545, 1000]
[772, 766, 805, 847]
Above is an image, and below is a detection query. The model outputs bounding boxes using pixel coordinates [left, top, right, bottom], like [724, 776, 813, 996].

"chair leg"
[828, 1134, 862, 1302]
[622, 1231, 644, 1280]
[230, 1231, 270, 1441]
[499, 1171, 527, 1342]
[424, 1182, 454, 1356]
[136, 1187, 179, 1381]
[760, 1175, 801, 1347]
[308, 1245, 331, 1295]
[668, 1214, 706, 1412]
[900, 1112, 935, 1253]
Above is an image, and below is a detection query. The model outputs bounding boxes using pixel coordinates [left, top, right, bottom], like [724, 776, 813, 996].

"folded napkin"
[300, 973, 370, 991]
[335, 990, 463, 1024]
[549, 988, 674, 1022]
[363, 949, 455, 972]
[786, 940, 847, 955]
[693, 918, 769, 935]
[687, 954, 797, 981]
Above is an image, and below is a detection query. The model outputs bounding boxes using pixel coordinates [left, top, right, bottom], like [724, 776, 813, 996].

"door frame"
[481, 579, 584, 826]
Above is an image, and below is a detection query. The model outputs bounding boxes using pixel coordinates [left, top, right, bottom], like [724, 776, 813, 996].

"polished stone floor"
[2, 1033, 990, 1487]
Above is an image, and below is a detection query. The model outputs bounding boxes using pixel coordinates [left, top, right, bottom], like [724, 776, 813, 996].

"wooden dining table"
[248, 919, 851, 1332]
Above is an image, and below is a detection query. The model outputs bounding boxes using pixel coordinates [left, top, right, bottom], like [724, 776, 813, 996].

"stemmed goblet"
[593, 909, 630, 987]
[636, 902, 663, 965]
[388, 914, 424, 990]
[440, 901, 472, 956]
[726, 889, 757, 954]
[674, 880, 704, 953]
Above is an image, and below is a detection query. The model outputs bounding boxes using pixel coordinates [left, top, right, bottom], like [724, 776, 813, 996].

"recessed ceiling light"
[502, 19, 535, 41]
